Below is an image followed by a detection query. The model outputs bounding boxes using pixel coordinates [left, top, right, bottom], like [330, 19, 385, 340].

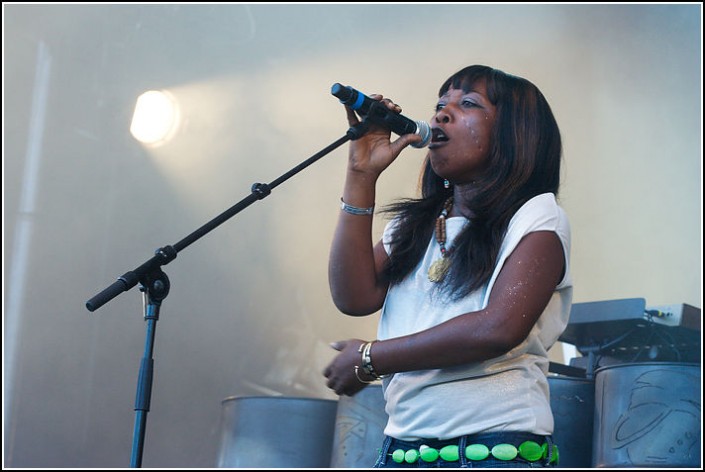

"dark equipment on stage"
[555, 298, 701, 378]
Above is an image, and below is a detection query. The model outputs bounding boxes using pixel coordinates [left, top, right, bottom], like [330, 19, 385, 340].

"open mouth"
[430, 127, 449, 147]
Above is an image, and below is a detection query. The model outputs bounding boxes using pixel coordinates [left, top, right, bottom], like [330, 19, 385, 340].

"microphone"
[331, 83, 431, 148]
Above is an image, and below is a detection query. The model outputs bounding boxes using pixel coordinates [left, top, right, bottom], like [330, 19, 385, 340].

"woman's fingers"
[345, 105, 360, 125]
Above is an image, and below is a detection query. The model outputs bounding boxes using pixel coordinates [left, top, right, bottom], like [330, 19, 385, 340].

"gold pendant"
[428, 257, 450, 283]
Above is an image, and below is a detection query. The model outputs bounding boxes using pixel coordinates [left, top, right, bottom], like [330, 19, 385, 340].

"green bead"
[391, 449, 405, 463]
[439, 444, 460, 461]
[518, 441, 543, 461]
[404, 449, 419, 463]
[419, 445, 439, 462]
[465, 443, 489, 461]
[541, 443, 560, 463]
[491, 443, 518, 461]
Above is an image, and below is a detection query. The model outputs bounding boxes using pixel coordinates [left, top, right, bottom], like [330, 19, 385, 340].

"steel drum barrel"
[593, 362, 701, 468]
[330, 384, 387, 468]
[548, 375, 595, 467]
[216, 396, 338, 468]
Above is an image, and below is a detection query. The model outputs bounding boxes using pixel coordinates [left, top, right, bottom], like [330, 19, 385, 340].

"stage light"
[130, 90, 181, 147]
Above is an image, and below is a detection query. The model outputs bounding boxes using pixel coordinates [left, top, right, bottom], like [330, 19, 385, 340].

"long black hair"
[381, 65, 562, 300]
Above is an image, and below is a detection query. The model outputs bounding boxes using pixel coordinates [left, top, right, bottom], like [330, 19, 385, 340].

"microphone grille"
[411, 121, 431, 148]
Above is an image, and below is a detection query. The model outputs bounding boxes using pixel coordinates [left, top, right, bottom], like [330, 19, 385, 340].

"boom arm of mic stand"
[85, 123, 367, 312]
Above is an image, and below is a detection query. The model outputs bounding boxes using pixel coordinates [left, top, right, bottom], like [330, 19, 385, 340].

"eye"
[434, 102, 446, 112]
[461, 98, 479, 108]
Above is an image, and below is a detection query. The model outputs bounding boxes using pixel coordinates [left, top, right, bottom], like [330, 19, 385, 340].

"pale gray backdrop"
[3, 3, 701, 468]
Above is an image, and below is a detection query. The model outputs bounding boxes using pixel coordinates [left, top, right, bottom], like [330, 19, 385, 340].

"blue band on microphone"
[352, 90, 365, 110]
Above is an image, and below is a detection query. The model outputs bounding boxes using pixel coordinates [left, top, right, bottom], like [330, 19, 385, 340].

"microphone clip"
[346, 120, 371, 141]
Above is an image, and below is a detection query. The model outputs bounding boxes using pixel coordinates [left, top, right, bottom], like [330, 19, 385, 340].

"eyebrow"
[438, 89, 485, 101]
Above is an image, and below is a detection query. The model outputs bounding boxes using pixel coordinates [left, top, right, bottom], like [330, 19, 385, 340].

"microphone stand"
[86, 121, 370, 467]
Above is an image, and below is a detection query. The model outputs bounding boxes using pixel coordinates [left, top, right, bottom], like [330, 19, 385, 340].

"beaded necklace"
[428, 197, 454, 283]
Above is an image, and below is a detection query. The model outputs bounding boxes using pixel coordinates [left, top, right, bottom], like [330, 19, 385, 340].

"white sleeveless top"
[379, 192, 572, 441]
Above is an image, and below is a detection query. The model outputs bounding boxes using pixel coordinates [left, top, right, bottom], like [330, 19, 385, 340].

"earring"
[443, 179, 450, 189]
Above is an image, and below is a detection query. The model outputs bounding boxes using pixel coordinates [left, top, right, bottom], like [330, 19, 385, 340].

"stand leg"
[130, 270, 169, 467]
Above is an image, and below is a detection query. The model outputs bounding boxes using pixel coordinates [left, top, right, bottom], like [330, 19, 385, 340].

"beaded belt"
[389, 440, 559, 464]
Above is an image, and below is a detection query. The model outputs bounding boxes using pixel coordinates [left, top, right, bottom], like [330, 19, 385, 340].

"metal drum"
[330, 384, 388, 468]
[216, 396, 338, 468]
[593, 362, 701, 468]
[548, 375, 595, 468]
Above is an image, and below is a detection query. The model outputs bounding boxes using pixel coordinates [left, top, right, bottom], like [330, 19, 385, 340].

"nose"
[434, 107, 451, 124]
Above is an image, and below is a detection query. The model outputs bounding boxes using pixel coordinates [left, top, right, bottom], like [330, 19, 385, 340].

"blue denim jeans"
[373, 431, 556, 468]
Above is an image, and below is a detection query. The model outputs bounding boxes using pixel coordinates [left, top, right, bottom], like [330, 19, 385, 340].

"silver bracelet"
[354, 366, 376, 384]
[358, 341, 384, 379]
[340, 198, 374, 216]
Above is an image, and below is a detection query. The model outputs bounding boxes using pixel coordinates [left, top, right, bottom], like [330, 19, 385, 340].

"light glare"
[130, 90, 180, 147]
